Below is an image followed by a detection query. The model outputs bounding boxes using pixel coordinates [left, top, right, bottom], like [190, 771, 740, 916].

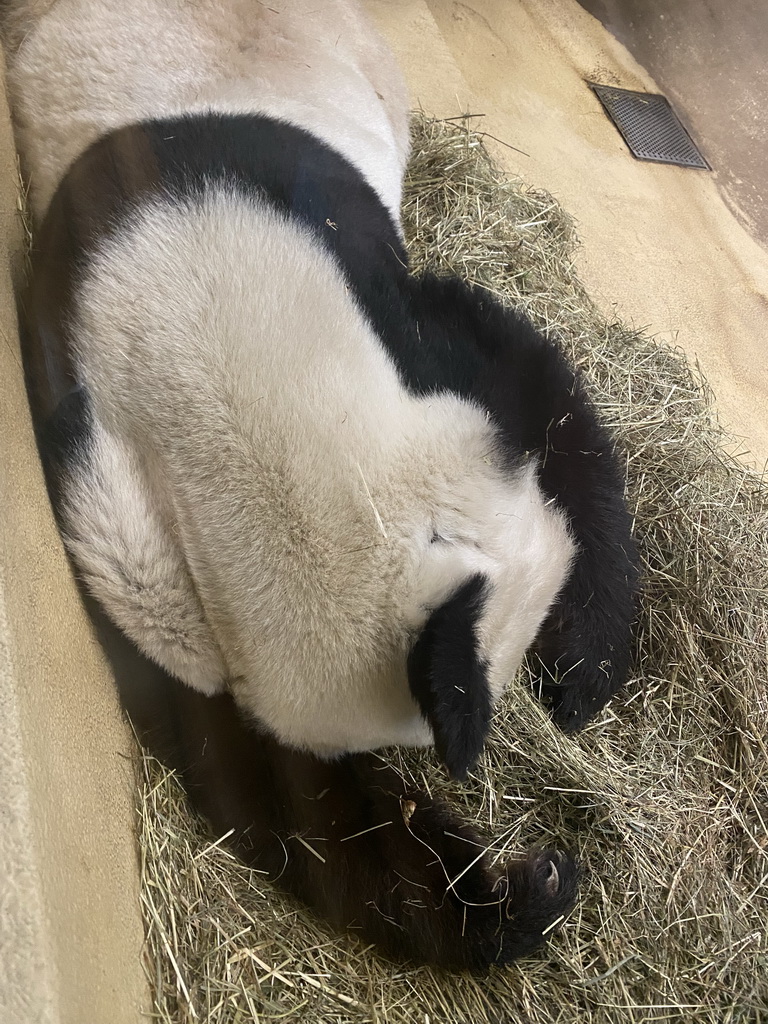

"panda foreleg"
[48, 403, 227, 695]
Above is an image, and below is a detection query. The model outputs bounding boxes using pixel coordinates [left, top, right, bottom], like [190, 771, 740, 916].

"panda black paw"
[539, 670, 610, 733]
[533, 616, 631, 733]
[460, 847, 579, 968]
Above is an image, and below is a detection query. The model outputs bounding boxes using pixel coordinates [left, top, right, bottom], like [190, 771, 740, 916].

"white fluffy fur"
[63, 421, 228, 695]
[3, 0, 576, 756]
[64, 191, 575, 754]
[2, 0, 411, 222]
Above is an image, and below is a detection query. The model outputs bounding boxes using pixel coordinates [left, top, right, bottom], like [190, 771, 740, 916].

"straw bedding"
[137, 115, 768, 1023]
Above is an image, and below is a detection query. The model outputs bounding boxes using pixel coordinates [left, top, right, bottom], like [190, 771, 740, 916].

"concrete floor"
[579, 0, 768, 251]
[0, 48, 148, 1024]
[366, 0, 768, 469]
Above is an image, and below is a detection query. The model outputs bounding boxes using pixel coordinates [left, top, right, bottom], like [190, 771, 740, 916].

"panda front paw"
[533, 601, 634, 733]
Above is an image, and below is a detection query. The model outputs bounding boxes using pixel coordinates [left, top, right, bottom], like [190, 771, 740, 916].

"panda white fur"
[3, 0, 636, 785]
[2, 0, 411, 223]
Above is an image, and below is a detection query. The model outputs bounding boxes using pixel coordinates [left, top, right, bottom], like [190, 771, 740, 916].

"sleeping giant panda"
[2, 0, 638, 968]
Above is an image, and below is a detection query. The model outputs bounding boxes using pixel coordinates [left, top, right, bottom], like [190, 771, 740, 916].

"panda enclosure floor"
[366, 0, 768, 471]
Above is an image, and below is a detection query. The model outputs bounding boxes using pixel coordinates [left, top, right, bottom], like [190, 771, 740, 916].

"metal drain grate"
[588, 83, 709, 169]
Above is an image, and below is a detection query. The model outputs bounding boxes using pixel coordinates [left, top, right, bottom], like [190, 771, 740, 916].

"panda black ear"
[407, 574, 492, 782]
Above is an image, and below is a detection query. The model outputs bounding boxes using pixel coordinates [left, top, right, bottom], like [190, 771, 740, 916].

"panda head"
[402, 461, 576, 781]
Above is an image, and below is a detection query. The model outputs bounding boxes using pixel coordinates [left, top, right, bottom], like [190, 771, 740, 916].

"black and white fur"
[3, 0, 638, 968]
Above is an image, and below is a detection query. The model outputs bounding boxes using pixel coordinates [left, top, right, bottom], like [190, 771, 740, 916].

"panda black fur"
[3, 0, 638, 968]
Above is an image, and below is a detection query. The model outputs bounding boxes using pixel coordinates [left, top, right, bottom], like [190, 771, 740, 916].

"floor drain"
[588, 83, 709, 169]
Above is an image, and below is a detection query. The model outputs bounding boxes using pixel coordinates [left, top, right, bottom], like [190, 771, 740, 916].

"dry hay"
[137, 115, 768, 1023]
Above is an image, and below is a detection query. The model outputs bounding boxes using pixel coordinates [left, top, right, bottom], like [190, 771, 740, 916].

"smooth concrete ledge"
[366, 0, 768, 470]
[0, 54, 149, 1024]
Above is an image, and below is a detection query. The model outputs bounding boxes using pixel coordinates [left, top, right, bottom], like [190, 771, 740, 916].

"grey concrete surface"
[0, 48, 150, 1024]
[579, 0, 768, 251]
